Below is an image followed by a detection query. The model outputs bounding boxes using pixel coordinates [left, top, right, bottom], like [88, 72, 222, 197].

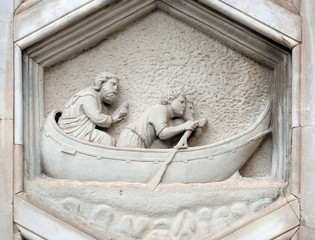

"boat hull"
[40, 102, 271, 184]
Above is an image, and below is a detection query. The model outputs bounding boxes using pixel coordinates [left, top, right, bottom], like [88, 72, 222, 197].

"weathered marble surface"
[219, 0, 301, 41]
[14, 0, 301, 50]
[44, 11, 273, 177]
[198, 0, 300, 48]
[299, 0, 315, 235]
[270, 0, 300, 14]
[300, 127, 315, 227]
[299, 226, 315, 239]
[0, 120, 14, 239]
[14, 0, 110, 45]
[9, 1, 311, 239]
[45, 11, 273, 147]
[25, 177, 286, 239]
[14, 45, 23, 145]
[0, 0, 14, 239]
[0, 20, 14, 119]
[207, 195, 299, 240]
[240, 137, 272, 177]
[15, 194, 97, 240]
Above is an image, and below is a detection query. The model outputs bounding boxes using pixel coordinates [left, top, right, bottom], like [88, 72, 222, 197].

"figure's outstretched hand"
[112, 113, 125, 123]
[112, 102, 129, 123]
[184, 120, 198, 131]
[118, 107, 128, 118]
[197, 118, 208, 128]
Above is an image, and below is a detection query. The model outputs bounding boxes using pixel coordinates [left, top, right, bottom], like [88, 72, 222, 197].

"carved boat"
[40, 101, 271, 184]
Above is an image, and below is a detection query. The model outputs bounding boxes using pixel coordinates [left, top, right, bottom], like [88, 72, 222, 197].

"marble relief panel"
[44, 11, 273, 147]
[20, 9, 289, 240]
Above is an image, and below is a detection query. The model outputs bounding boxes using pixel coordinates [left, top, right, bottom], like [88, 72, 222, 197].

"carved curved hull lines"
[40, 101, 271, 184]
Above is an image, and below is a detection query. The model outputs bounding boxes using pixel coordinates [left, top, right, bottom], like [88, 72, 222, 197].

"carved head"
[161, 89, 186, 117]
[93, 72, 119, 105]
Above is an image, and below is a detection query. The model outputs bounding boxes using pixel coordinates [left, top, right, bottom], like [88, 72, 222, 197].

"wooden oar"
[147, 147, 179, 190]
[175, 130, 193, 149]
[147, 129, 195, 190]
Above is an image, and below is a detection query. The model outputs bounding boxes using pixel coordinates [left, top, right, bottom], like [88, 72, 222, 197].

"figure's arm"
[175, 118, 208, 148]
[158, 120, 197, 140]
[82, 95, 113, 128]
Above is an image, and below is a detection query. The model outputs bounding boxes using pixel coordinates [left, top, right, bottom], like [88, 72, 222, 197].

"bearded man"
[58, 72, 128, 146]
[116, 90, 198, 148]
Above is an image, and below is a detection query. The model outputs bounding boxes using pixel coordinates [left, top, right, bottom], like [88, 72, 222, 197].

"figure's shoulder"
[150, 104, 167, 112]
[64, 87, 97, 108]
[74, 87, 97, 98]
[147, 105, 168, 121]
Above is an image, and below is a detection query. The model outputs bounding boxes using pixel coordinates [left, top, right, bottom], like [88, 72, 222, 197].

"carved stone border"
[14, 193, 299, 240]
[12, 0, 299, 239]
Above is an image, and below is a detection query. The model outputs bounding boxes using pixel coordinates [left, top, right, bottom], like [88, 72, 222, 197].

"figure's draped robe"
[58, 87, 114, 145]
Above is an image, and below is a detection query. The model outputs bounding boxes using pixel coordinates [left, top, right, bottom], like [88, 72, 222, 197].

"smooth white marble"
[15, 0, 43, 14]
[14, 0, 301, 50]
[14, 193, 130, 240]
[292, 45, 301, 128]
[14, 44, 23, 145]
[299, 226, 315, 239]
[274, 227, 298, 240]
[220, 0, 301, 41]
[0, 23, 14, 119]
[206, 196, 299, 240]
[0, 120, 14, 239]
[290, 127, 301, 197]
[14, 0, 22, 11]
[17, 226, 45, 240]
[14, 0, 116, 49]
[300, 127, 315, 228]
[300, 0, 315, 126]
[198, 0, 300, 48]
[300, 0, 315, 232]
[14, 194, 96, 240]
[14, 144, 23, 194]
[0, 0, 14, 239]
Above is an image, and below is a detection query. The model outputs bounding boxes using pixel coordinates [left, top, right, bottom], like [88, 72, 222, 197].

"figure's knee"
[91, 129, 115, 146]
[100, 134, 115, 146]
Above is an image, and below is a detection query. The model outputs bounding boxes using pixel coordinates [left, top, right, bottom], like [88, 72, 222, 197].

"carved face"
[171, 95, 186, 117]
[184, 102, 195, 120]
[100, 78, 118, 105]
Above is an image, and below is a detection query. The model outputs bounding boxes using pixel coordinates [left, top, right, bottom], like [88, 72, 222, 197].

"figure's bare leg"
[91, 129, 116, 146]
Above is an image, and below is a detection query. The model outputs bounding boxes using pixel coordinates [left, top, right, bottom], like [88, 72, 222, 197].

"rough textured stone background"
[45, 10, 273, 147]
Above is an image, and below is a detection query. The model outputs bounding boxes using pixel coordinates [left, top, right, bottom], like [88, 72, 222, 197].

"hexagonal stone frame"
[12, 0, 300, 239]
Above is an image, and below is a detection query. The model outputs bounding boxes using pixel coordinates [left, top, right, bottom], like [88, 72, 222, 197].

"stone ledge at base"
[205, 195, 300, 240]
[14, 193, 129, 240]
[14, 190, 300, 240]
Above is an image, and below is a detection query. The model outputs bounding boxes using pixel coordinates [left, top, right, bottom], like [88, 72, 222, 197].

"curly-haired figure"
[116, 90, 197, 148]
[58, 72, 128, 146]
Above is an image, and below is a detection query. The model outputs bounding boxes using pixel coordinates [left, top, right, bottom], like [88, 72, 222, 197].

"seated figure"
[58, 72, 128, 146]
[116, 90, 201, 148]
